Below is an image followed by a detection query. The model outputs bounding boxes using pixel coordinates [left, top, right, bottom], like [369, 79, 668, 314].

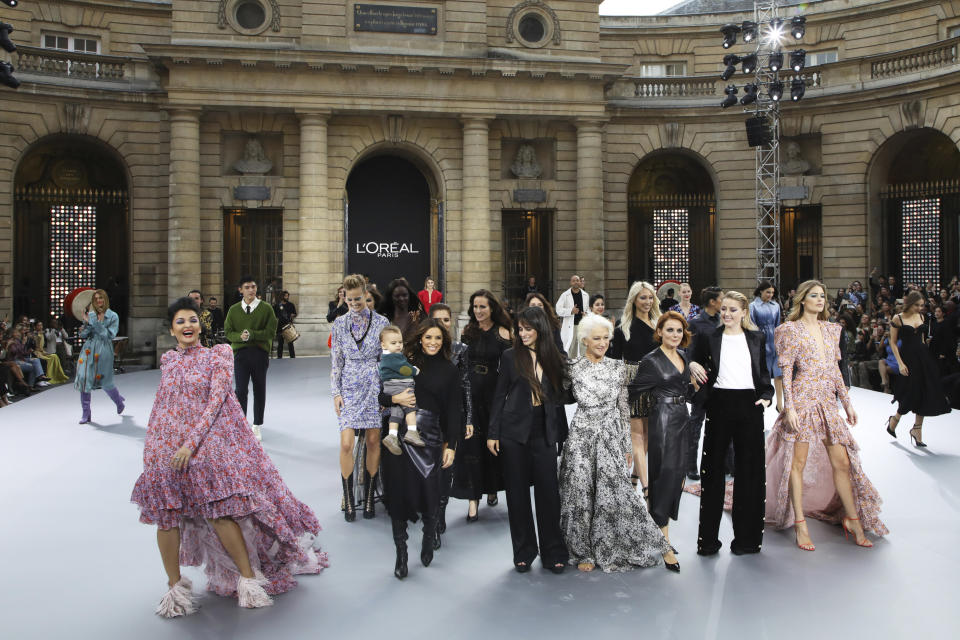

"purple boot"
[105, 387, 125, 415]
[79, 392, 92, 424]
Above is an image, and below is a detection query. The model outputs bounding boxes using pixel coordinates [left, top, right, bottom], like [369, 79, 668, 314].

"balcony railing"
[16, 45, 127, 81]
[870, 38, 958, 79]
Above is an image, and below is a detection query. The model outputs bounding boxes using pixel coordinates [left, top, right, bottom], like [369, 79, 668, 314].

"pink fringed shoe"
[237, 575, 273, 609]
[155, 576, 198, 618]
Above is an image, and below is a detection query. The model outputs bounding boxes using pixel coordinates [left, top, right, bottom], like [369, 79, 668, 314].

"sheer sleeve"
[775, 323, 796, 411]
[456, 346, 474, 427]
[183, 345, 233, 452]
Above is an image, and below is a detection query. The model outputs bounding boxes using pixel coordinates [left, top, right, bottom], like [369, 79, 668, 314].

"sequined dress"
[764, 321, 888, 535]
[560, 357, 670, 571]
[131, 344, 327, 597]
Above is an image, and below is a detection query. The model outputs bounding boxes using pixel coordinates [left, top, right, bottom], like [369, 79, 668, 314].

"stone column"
[576, 119, 606, 294]
[167, 109, 201, 301]
[297, 111, 331, 353]
[461, 116, 492, 316]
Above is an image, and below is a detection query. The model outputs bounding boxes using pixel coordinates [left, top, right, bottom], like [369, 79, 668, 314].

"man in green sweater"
[224, 275, 277, 441]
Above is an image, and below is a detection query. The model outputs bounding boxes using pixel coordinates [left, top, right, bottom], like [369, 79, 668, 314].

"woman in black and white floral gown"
[559, 314, 673, 573]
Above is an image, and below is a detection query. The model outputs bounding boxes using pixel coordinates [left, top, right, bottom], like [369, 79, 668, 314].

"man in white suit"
[555, 275, 590, 358]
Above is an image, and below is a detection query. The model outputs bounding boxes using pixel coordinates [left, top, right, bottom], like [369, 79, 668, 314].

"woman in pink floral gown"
[132, 298, 327, 617]
[765, 280, 887, 550]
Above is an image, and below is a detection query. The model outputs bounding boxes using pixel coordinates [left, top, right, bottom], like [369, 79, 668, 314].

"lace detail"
[559, 357, 670, 571]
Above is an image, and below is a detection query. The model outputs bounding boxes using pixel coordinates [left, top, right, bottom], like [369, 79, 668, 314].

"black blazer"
[488, 348, 568, 447]
[689, 326, 774, 405]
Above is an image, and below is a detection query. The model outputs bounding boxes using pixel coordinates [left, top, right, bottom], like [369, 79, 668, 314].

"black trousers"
[234, 347, 269, 425]
[697, 389, 765, 553]
[685, 402, 707, 473]
[499, 410, 568, 567]
[276, 334, 295, 359]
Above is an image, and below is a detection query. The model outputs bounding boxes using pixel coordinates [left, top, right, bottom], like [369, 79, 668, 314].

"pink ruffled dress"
[131, 344, 328, 597]
[764, 321, 888, 535]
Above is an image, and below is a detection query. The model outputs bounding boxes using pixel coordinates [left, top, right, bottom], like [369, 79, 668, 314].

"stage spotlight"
[791, 50, 806, 72]
[740, 83, 759, 105]
[0, 0, 18, 7]
[721, 85, 739, 109]
[0, 23, 15, 54]
[769, 81, 784, 102]
[721, 23, 741, 49]
[742, 21, 759, 43]
[791, 16, 806, 40]
[767, 18, 785, 42]
[0, 61, 20, 89]
[791, 77, 805, 101]
[769, 52, 783, 72]
[721, 54, 741, 80]
[742, 54, 758, 74]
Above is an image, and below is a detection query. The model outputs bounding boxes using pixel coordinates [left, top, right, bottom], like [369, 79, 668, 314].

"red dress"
[418, 289, 443, 313]
[131, 344, 328, 596]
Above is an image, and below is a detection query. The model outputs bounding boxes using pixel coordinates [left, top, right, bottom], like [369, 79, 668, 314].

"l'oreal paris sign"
[355, 241, 420, 258]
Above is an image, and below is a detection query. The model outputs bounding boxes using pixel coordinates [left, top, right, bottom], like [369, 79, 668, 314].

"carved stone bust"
[510, 143, 542, 178]
[782, 140, 811, 175]
[233, 137, 273, 175]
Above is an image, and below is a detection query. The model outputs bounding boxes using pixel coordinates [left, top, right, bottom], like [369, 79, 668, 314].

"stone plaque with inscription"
[234, 186, 271, 201]
[354, 4, 438, 35]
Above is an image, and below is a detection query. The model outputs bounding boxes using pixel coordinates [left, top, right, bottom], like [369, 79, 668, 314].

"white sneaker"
[36, 381, 51, 388]
[252, 424, 262, 441]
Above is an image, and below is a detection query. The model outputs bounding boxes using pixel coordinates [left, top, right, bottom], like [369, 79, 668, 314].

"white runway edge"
[0, 356, 957, 640]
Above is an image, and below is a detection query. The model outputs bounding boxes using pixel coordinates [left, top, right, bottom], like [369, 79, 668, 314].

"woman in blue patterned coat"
[76, 289, 124, 423]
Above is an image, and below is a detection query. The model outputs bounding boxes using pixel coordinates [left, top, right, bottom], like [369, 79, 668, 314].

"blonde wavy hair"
[721, 290, 758, 331]
[620, 281, 660, 341]
[787, 280, 830, 321]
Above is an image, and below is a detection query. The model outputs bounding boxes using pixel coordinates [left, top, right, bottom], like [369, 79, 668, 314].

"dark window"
[518, 14, 545, 43]
[236, 1, 266, 30]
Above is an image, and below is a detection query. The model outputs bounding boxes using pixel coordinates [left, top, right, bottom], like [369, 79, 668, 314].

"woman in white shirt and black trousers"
[689, 290, 773, 556]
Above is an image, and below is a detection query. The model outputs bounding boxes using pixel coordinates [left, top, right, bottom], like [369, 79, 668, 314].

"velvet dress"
[629, 348, 692, 527]
[131, 344, 327, 597]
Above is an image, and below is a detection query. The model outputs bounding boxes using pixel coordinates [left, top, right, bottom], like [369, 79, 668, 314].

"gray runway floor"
[1, 356, 957, 639]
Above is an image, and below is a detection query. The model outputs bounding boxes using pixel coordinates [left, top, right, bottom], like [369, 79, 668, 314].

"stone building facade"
[1, 0, 958, 358]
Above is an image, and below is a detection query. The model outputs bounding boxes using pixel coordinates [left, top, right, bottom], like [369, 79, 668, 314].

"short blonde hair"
[578, 313, 614, 344]
[343, 274, 365, 292]
[379, 325, 402, 342]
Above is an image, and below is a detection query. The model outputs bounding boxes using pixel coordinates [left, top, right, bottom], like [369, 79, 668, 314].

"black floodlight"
[791, 77, 806, 101]
[0, 22, 15, 54]
[740, 83, 759, 105]
[790, 49, 806, 72]
[769, 51, 783, 72]
[769, 80, 784, 102]
[0, 0, 18, 7]
[0, 61, 20, 89]
[721, 54, 741, 80]
[721, 23, 741, 49]
[742, 53, 758, 74]
[721, 85, 739, 109]
[741, 21, 759, 43]
[791, 16, 806, 40]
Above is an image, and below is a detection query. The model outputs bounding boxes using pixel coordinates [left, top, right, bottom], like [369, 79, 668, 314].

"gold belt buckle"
[474, 364, 489, 374]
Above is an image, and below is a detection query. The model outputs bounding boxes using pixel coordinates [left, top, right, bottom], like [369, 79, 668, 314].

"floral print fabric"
[74, 309, 119, 392]
[764, 321, 888, 535]
[131, 344, 327, 596]
[559, 357, 670, 571]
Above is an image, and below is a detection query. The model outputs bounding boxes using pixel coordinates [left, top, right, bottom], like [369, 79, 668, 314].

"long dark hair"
[514, 307, 565, 403]
[523, 292, 561, 330]
[404, 318, 452, 367]
[379, 278, 424, 320]
[463, 289, 513, 342]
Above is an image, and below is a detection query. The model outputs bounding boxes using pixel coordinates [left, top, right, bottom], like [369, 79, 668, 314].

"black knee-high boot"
[341, 473, 355, 522]
[392, 518, 408, 579]
[421, 516, 438, 567]
[363, 470, 377, 520]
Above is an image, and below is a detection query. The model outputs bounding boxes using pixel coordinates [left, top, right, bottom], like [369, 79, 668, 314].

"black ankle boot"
[342, 473, 356, 522]
[421, 516, 437, 567]
[363, 471, 377, 520]
[392, 518, 408, 579]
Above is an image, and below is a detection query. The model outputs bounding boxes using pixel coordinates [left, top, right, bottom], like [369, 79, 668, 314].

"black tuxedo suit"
[688, 326, 771, 554]
[488, 348, 569, 567]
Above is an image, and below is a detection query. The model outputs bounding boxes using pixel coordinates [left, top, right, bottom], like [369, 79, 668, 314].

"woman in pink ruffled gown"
[131, 298, 327, 617]
[765, 280, 887, 550]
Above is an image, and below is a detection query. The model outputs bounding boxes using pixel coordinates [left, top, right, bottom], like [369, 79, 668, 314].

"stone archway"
[627, 151, 717, 293]
[867, 128, 960, 291]
[13, 134, 130, 331]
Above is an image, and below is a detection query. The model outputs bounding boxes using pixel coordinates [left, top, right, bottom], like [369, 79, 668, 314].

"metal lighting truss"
[749, 1, 782, 292]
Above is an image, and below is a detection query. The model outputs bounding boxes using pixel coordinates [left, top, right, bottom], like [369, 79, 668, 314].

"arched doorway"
[869, 128, 960, 291]
[627, 153, 716, 293]
[13, 135, 129, 331]
[345, 154, 438, 291]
